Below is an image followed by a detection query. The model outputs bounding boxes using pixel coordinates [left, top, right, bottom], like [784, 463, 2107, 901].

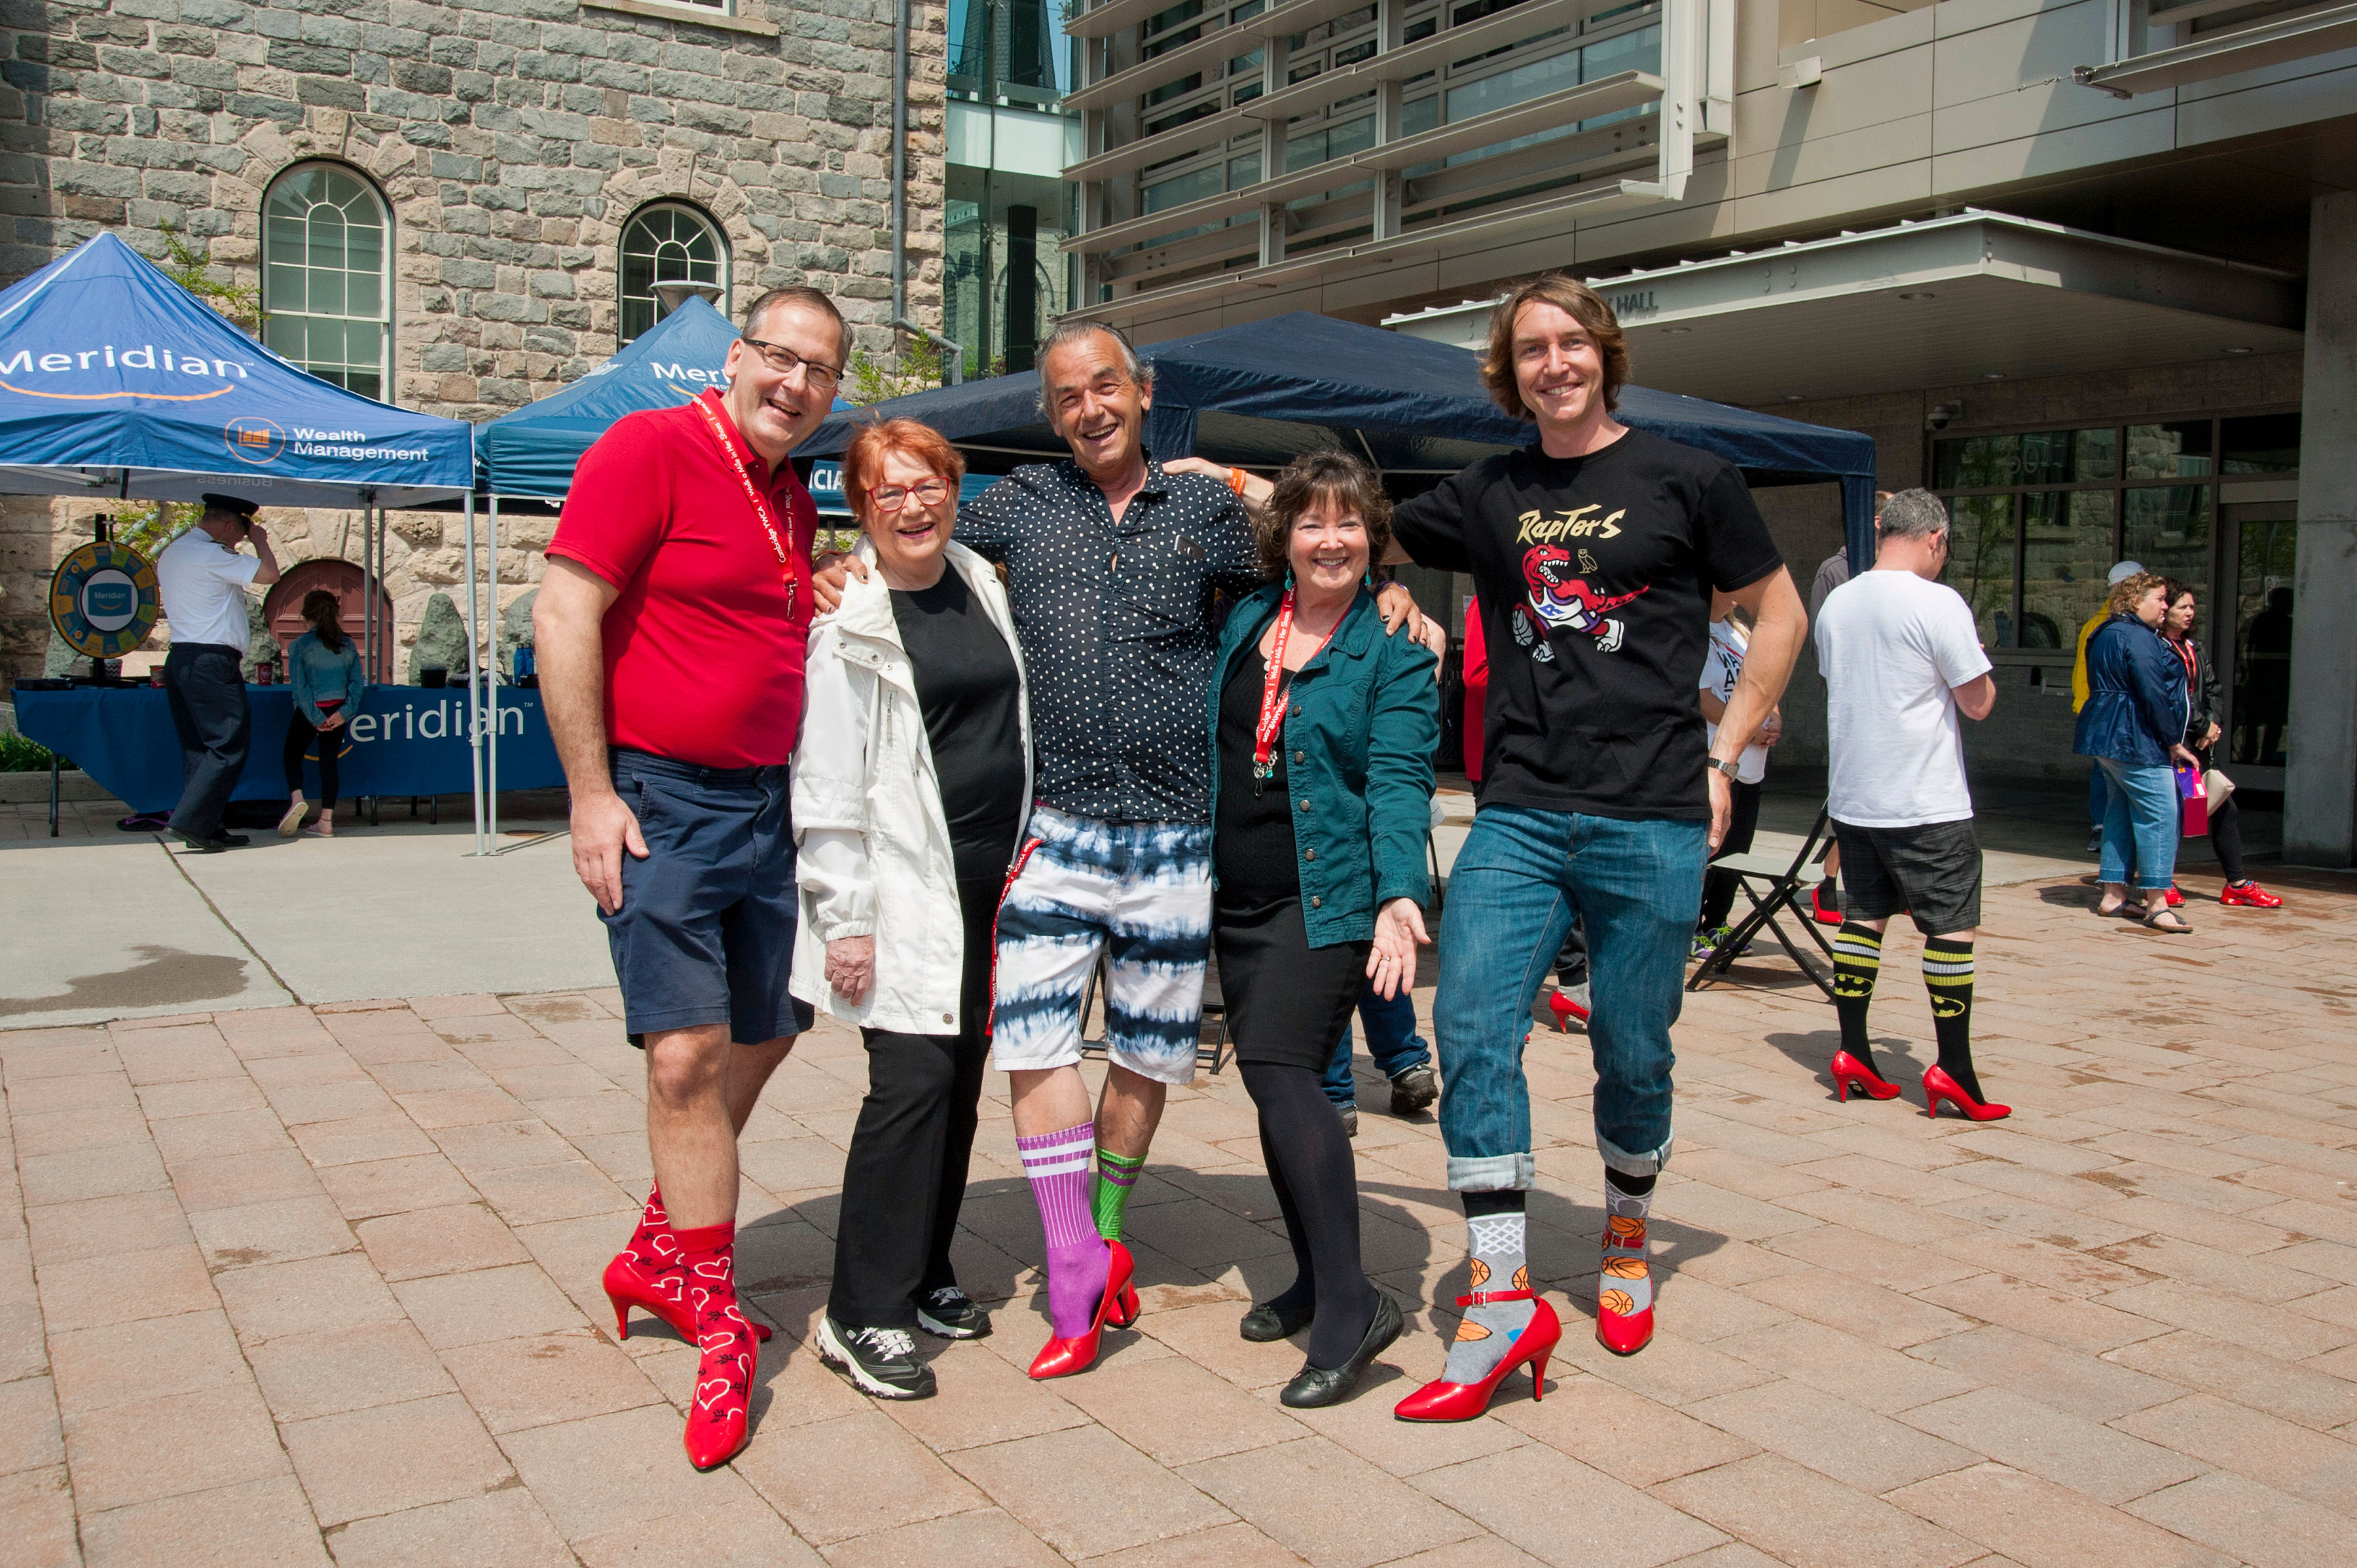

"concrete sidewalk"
[4, 860, 2353, 1567]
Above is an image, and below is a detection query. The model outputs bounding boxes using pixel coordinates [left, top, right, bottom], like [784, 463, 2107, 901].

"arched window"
[619, 203, 728, 342]
[263, 163, 391, 399]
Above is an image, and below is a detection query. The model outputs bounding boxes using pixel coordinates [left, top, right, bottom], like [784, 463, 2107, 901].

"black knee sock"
[1831, 921, 1884, 1075]
[1243, 1063, 1375, 1369]
[1604, 1169, 1656, 1199]
[1923, 938, 1981, 1102]
[2210, 796, 2248, 884]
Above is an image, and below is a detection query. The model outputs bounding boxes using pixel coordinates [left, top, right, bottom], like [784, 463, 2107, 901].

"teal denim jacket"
[1207, 584, 1440, 947]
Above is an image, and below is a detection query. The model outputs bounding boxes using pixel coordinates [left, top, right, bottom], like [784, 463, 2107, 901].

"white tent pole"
[487, 494, 500, 845]
[462, 490, 485, 856]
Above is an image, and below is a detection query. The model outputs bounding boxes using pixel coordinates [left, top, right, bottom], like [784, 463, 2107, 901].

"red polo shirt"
[548, 389, 816, 769]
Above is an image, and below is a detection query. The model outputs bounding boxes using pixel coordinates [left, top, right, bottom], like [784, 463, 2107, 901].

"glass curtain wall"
[944, 0, 1079, 378]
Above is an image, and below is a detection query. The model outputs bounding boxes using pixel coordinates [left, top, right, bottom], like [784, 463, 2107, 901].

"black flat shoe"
[1239, 1297, 1316, 1343]
[1280, 1291, 1402, 1408]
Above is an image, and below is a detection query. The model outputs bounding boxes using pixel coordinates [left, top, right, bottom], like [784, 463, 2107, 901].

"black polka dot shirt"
[958, 458, 1264, 826]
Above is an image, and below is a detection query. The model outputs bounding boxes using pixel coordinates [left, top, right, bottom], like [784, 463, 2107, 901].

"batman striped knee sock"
[1923, 938, 1981, 1101]
[1831, 921, 1883, 1076]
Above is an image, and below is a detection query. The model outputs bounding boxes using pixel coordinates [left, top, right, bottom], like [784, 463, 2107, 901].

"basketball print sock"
[1091, 1146, 1144, 1241]
[1441, 1191, 1535, 1385]
[1599, 1167, 1655, 1328]
[1019, 1123, 1111, 1337]
[1924, 939, 1982, 1102]
[1831, 921, 1884, 1076]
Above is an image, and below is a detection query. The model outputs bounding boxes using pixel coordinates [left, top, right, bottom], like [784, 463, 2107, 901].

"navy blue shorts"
[601, 748, 813, 1048]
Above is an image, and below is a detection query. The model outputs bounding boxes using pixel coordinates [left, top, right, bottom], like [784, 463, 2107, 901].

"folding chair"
[1687, 805, 1838, 998]
[1076, 949, 1232, 1075]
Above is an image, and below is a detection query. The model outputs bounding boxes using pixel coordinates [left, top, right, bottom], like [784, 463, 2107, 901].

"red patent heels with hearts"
[1831, 1049, 1903, 1103]
[1028, 1241, 1135, 1379]
[1392, 1293, 1562, 1422]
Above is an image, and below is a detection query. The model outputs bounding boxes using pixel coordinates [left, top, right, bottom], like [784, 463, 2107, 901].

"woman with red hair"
[790, 418, 1032, 1400]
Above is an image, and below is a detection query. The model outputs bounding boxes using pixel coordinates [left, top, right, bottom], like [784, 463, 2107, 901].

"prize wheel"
[49, 541, 160, 660]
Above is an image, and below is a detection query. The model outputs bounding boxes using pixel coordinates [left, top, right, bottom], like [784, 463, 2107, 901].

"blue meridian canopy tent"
[801, 310, 1880, 570]
[0, 232, 513, 850]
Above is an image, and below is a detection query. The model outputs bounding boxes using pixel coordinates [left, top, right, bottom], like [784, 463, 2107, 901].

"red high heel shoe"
[1548, 988, 1590, 1032]
[1105, 1280, 1142, 1329]
[1830, 1049, 1902, 1103]
[1392, 1293, 1562, 1421]
[604, 1193, 771, 1344]
[1028, 1241, 1135, 1379]
[1922, 1065, 2009, 1121]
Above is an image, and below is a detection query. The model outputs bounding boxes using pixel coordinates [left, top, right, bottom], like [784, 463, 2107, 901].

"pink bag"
[2176, 763, 2208, 837]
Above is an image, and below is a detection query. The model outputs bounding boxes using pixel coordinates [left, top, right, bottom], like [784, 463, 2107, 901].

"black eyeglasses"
[740, 336, 844, 392]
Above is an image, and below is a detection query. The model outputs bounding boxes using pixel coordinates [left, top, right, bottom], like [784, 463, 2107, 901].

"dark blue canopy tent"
[0, 232, 509, 850]
[803, 310, 1878, 570]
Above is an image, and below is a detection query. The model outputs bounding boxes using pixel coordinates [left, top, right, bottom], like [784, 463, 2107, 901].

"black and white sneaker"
[916, 1286, 992, 1340]
[816, 1316, 936, 1399]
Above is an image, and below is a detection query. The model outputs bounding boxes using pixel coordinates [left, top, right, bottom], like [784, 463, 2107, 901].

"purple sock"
[1020, 1121, 1110, 1336]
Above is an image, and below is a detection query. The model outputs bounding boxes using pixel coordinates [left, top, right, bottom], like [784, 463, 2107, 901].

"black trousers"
[164, 644, 250, 840]
[828, 873, 997, 1329]
[282, 712, 341, 807]
[1698, 778, 1764, 930]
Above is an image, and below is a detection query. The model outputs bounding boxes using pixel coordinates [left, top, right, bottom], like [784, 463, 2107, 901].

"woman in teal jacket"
[1207, 450, 1439, 1409]
[278, 590, 366, 837]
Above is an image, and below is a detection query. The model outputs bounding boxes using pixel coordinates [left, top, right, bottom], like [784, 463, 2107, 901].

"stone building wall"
[0, 0, 949, 686]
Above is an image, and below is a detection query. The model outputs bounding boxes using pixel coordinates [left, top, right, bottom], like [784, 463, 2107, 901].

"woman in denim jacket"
[2074, 571, 2195, 931]
[1205, 450, 1439, 1408]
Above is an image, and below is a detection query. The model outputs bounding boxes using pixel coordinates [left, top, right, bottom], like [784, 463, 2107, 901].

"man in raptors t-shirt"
[1385, 276, 1806, 1406]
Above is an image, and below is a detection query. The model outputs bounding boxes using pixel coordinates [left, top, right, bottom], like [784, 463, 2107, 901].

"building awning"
[1381, 210, 2303, 408]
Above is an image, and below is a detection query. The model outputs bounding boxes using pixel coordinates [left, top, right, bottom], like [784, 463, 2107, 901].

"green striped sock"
[1091, 1147, 1143, 1241]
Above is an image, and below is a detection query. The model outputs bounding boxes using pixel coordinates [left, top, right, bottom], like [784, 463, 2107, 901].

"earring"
[1284, 568, 1296, 593]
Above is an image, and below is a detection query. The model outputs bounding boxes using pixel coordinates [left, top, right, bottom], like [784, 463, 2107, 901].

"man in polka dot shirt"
[819, 319, 1436, 1371]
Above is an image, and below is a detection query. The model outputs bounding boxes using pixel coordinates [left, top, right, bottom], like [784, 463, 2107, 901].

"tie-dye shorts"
[989, 804, 1212, 1087]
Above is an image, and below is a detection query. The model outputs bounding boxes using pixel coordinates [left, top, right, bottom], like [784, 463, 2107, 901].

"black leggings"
[828, 874, 996, 1330]
[1698, 779, 1764, 930]
[1245, 1059, 1378, 1370]
[2195, 749, 2248, 883]
[282, 712, 341, 807]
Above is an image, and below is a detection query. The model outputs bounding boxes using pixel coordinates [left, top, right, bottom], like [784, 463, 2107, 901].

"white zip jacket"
[788, 538, 1032, 1034]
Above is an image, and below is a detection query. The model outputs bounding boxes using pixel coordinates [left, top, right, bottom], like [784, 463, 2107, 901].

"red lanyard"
[2170, 636, 2195, 684]
[1252, 589, 1332, 784]
[692, 393, 802, 619]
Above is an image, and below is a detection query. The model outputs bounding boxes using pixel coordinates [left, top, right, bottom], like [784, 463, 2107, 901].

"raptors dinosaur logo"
[1518, 544, 1649, 654]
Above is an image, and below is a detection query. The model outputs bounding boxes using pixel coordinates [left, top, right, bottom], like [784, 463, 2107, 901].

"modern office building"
[1059, 0, 2357, 864]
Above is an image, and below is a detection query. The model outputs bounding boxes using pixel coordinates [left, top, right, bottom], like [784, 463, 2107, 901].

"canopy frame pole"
[487, 494, 501, 847]
[462, 490, 486, 856]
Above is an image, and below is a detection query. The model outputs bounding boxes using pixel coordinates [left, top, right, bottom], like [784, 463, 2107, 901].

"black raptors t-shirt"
[1393, 429, 1781, 821]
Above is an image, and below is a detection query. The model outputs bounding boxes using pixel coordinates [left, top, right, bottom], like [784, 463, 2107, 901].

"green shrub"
[0, 731, 69, 773]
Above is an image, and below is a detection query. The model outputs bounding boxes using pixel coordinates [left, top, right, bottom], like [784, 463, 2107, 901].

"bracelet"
[1225, 467, 1249, 496]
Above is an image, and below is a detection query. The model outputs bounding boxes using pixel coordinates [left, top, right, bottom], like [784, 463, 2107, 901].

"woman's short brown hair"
[1255, 450, 1393, 580]
[840, 416, 966, 525]
[1481, 272, 1632, 420]
[2108, 570, 2162, 619]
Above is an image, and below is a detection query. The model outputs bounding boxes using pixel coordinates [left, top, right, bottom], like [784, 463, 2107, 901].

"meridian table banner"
[12, 685, 561, 815]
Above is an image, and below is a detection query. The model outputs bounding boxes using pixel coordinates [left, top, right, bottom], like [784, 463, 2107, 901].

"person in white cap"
[2072, 560, 2146, 854]
[155, 493, 281, 851]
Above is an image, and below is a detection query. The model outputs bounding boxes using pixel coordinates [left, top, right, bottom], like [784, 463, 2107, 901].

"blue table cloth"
[12, 685, 562, 814]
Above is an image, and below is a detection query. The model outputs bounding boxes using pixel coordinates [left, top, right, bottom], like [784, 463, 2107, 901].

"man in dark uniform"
[155, 494, 280, 850]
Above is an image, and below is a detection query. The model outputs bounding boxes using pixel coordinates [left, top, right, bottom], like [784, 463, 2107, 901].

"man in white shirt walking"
[155, 494, 280, 852]
[1814, 488, 2006, 1120]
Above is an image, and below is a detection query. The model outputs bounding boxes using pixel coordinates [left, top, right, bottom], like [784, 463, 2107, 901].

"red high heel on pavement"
[1548, 989, 1590, 1032]
[1830, 1049, 1903, 1103]
[1028, 1241, 1135, 1379]
[673, 1222, 758, 1471]
[1810, 881, 1843, 926]
[1922, 1066, 2010, 1122]
[1105, 1280, 1142, 1329]
[1392, 1294, 1562, 1421]
[604, 1190, 771, 1344]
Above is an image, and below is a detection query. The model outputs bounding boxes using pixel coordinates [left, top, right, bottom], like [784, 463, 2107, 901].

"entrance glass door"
[2219, 501, 2297, 782]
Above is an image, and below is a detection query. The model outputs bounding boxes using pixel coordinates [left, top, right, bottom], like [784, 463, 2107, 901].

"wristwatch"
[1705, 756, 1743, 780]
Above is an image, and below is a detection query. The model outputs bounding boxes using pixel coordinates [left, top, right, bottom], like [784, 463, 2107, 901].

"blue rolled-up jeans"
[1434, 804, 1706, 1188]
[1322, 981, 1433, 1106]
[2096, 757, 2178, 892]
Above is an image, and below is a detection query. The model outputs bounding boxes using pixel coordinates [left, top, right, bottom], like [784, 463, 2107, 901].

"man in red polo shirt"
[535, 285, 841, 1470]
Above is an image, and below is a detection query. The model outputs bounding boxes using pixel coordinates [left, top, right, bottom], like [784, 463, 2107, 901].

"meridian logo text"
[0, 345, 253, 378]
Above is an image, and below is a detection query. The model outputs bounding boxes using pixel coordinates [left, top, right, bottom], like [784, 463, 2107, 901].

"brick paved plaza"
[5, 862, 2355, 1567]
